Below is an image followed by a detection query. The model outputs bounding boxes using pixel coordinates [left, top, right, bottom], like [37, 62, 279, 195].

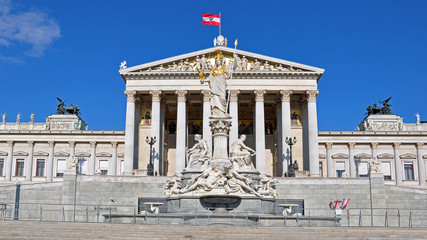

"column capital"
[393, 142, 401, 148]
[306, 90, 319, 102]
[348, 142, 356, 148]
[7, 140, 13, 146]
[254, 89, 266, 102]
[149, 90, 162, 102]
[124, 90, 137, 102]
[280, 90, 292, 101]
[90, 141, 97, 147]
[229, 90, 240, 101]
[416, 142, 424, 149]
[48, 141, 55, 147]
[111, 141, 118, 148]
[175, 90, 187, 102]
[27, 141, 34, 146]
[325, 142, 333, 149]
[69, 141, 76, 147]
[371, 142, 379, 149]
[201, 90, 211, 102]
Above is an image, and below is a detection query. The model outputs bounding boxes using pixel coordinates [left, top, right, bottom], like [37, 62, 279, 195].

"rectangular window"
[381, 162, 392, 180]
[358, 162, 368, 177]
[404, 162, 414, 180]
[0, 159, 4, 176]
[99, 160, 108, 175]
[36, 159, 45, 177]
[15, 159, 25, 176]
[78, 159, 87, 175]
[57, 159, 66, 177]
[319, 161, 323, 177]
[335, 161, 345, 177]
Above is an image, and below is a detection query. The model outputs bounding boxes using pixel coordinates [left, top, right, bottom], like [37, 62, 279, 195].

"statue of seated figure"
[184, 134, 211, 171]
[181, 164, 225, 194]
[230, 135, 256, 171]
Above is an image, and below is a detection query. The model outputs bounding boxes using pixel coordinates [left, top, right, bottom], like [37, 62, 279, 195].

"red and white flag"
[202, 13, 220, 26]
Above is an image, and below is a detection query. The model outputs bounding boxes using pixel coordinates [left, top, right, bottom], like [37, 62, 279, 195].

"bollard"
[39, 205, 43, 221]
[133, 208, 136, 224]
[62, 206, 65, 222]
[86, 207, 89, 223]
[359, 209, 362, 227]
[385, 210, 388, 227]
[409, 211, 412, 228]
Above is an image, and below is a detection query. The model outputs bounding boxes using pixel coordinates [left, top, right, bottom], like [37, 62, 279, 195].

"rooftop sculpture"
[56, 97, 81, 115]
[366, 97, 392, 116]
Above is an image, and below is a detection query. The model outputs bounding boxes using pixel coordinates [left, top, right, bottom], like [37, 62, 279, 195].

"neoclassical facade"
[0, 40, 425, 187]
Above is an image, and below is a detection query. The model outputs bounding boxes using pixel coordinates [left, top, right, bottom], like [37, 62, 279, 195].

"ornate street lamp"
[145, 136, 156, 176]
[285, 136, 297, 177]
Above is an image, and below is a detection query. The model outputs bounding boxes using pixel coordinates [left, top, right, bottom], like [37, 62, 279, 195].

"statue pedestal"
[209, 116, 232, 171]
[358, 115, 404, 132]
[47, 114, 88, 130]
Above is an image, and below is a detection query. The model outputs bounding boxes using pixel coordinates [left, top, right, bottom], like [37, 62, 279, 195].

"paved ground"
[0, 221, 426, 239]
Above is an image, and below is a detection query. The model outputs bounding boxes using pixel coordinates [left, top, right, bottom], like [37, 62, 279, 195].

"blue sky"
[0, 0, 426, 131]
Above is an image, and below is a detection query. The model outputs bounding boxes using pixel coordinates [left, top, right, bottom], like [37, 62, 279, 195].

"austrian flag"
[202, 13, 220, 26]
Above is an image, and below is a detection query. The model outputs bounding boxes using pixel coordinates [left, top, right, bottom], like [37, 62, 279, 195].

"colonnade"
[123, 89, 320, 176]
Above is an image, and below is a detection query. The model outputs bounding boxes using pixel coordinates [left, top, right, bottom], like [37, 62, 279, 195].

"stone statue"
[240, 56, 248, 71]
[119, 61, 127, 69]
[369, 157, 381, 174]
[154, 65, 165, 71]
[182, 59, 191, 71]
[16, 113, 21, 123]
[167, 62, 178, 71]
[366, 98, 392, 116]
[56, 98, 81, 115]
[276, 64, 285, 71]
[181, 164, 225, 194]
[30, 113, 34, 123]
[233, 53, 242, 71]
[230, 135, 256, 170]
[200, 55, 210, 70]
[194, 56, 202, 70]
[224, 164, 261, 197]
[263, 61, 275, 71]
[185, 134, 211, 171]
[2, 113, 6, 123]
[198, 50, 233, 116]
[255, 176, 278, 197]
[380, 97, 392, 114]
[251, 59, 261, 71]
[416, 113, 420, 124]
[164, 174, 182, 197]
[68, 157, 78, 171]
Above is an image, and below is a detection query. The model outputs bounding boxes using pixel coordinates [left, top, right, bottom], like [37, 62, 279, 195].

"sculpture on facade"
[30, 113, 34, 123]
[2, 113, 5, 123]
[416, 113, 420, 124]
[366, 97, 392, 116]
[255, 176, 278, 197]
[68, 157, 78, 171]
[119, 61, 127, 69]
[164, 174, 182, 197]
[369, 157, 381, 174]
[56, 98, 81, 115]
[16, 113, 21, 123]
[230, 135, 256, 171]
[181, 164, 225, 194]
[185, 134, 211, 171]
[224, 164, 261, 197]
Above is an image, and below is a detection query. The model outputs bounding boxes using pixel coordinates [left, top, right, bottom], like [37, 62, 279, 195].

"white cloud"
[0, 0, 60, 58]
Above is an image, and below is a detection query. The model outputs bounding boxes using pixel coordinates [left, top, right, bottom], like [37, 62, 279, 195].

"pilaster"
[25, 141, 34, 181]
[416, 143, 425, 185]
[393, 143, 402, 185]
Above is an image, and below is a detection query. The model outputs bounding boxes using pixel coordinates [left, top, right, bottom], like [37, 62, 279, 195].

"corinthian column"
[280, 90, 292, 175]
[307, 90, 320, 177]
[150, 90, 162, 174]
[254, 89, 266, 173]
[201, 90, 212, 150]
[176, 90, 187, 172]
[229, 90, 240, 149]
[25, 141, 34, 181]
[124, 90, 137, 175]
[394, 143, 402, 185]
[416, 143, 425, 185]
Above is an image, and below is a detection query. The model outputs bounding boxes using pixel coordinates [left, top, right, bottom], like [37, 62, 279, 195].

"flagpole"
[226, 39, 238, 115]
[219, 12, 221, 36]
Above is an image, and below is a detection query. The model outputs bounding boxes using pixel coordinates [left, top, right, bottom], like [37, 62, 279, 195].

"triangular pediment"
[332, 153, 349, 159]
[354, 153, 372, 159]
[400, 153, 416, 159]
[75, 151, 91, 158]
[0, 150, 8, 156]
[96, 152, 112, 157]
[377, 153, 394, 159]
[14, 151, 28, 156]
[117, 152, 124, 158]
[34, 151, 49, 156]
[54, 151, 70, 157]
[119, 46, 324, 76]
[319, 153, 326, 159]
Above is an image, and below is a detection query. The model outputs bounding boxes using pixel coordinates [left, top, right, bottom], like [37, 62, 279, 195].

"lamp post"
[145, 136, 156, 176]
[285, 136, 297, 177]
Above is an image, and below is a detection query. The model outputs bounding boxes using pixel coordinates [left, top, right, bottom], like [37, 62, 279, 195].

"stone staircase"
[0, 221, 426, 239]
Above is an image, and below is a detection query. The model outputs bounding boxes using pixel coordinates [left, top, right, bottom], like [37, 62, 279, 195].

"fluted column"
[348, 142, 356, 177]
[326, 142, 333, 177]
[201, 90, 212, 150]
[394, 143, 402, 185]
[69, 141, 75, 166]
[25, 141, 34, 181]
[280, 90, 292, 175]
[176, 90, 187, 172]
[416, 143, 425, 185]
[5, 141, 13, 181]
[254, 89, 266, 173]
[150, 90, 162, 174]
[229, 90, 240, 149]
[47, 141, 54, 181]
[110, 142, 118, 176]
[124, 90, 136, 175]
[307, 90, 320, 177]
[88, 141, 96, 175]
